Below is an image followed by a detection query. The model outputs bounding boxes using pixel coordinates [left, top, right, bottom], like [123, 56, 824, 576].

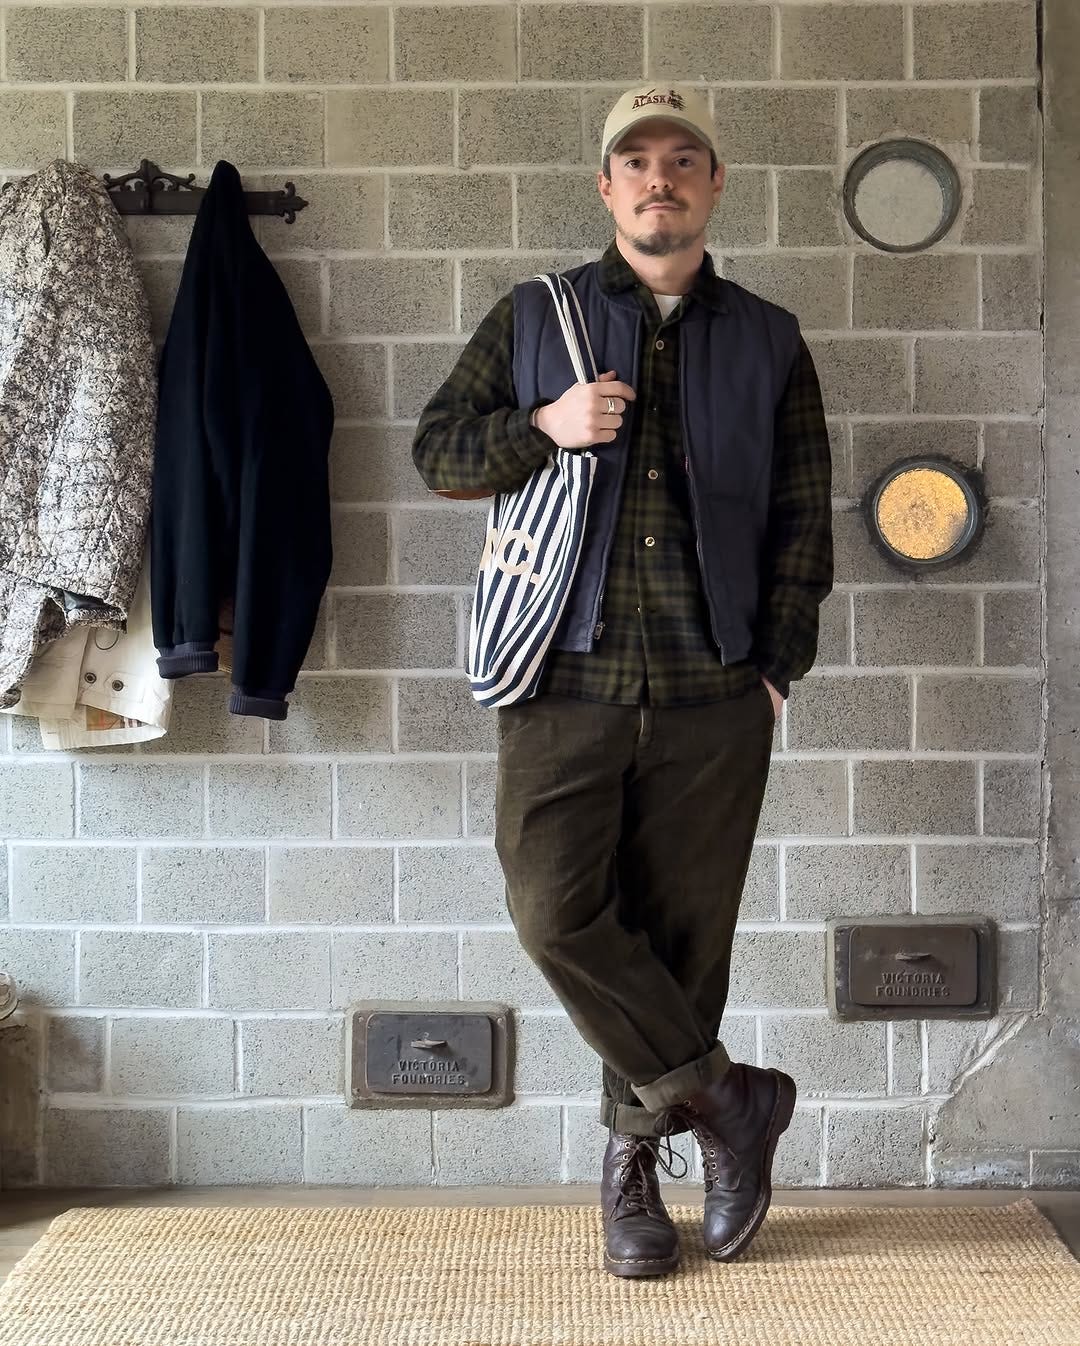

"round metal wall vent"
[843, 139, 962, 253]
[863, 456, 986, 571]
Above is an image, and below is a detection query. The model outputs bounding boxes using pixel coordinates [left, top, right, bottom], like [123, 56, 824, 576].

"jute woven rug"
[0, 1199, 1077, 1345]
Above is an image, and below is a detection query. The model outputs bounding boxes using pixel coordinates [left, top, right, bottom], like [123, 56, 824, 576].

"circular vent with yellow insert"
[864, 456, 986, 571]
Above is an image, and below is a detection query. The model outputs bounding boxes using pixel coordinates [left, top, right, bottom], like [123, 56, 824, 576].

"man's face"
[598, 121, 725, 258]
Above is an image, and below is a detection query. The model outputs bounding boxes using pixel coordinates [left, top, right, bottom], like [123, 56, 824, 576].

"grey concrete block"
[983, 591, 1041, 666]
[890, 1020, 924, 1095]
[397, 508, 486, 587]
[435, 1103, 561, 1184]
[961, 169, 1033, 246]
[398, 845, 505, 923]
[459, 88, 582, 168]
[739, 845, 779, 921]
[851, 419, 977, 501]
[327, 89, 453, 166]
[925, 1015, 1007, 1091]
[707, 169, 770, 247]
[516, 172, 611, 251]
[913, 2, 1037, 79]
[997, 927, 1039, 1010]
[780, 4, 903, 79]
[208, 764, 332, 840]
[762, 1015, 886, 1095]
[140, 847, 265, 925]
[719, 1012, 758, 1068]
[269, 677, 393, 753]
[271, 258, 323, 337]
[815, 589, 851, 665]
[915, 842, 1039, 922]
[932, 1147, 1028, 1188]
[329, 259, 452, 338]
[460, 931, 558, 1009]
[136, 7, 257, 82]
[727, 931, 827, 1008]
[1031, 1151, 1080, 1188]
[208, 932, 331, 1011]
[389, 173, 511, 251]
[111, 1016, 234, 1097]
[914, 336, 1041, 415]
[305, 1104, 434, 1184]
[776, 169, 842, 247]
[258, 174, 385, 255]
[7, 5, 127, 81]
[846, 88, 973, 149]
[329, 508, 390, 586]
[331, 931, 458, 1007]
[785, 844, 910, 920]
[44, 1107, 171, 1187]
[832, 508, 899, 584]
[524, 5, 643, 80]
[853, 761, 977, 835]
[177, 1105, 303, 1184]
[465, 760, 497, 837]
[712, 88, 837, 166]
[980, 86, 1039, 163]
[0, 930, 75, 1007]
[46, 1016, 104, 1093]
[333, 594, 457, 673]
[724, 254, 848, 331]
[136, 256, 184, 343]
[263, 5, 387, 83]
[79, 764, 202, 840]
[827, 1106, 925, 1185]
[269, 846, 394, 925]
[397, 676, 498, 753]
[982, 254, 1042, 332]
[786, 674, 910, 751]
[314, 342, 387, 419]
[915, 675, 1041, 752]
[331, 426, 428, 506]
[564, 1103, 698, 1184]
[396, 3, 515, 81]
[336, 761, 462, 839]
[0, 764, 73, 838]
[983, 760, 1041, 838]
[853, 255, 978, 331]
[391, 341, 467, 420]
[773, 1105, 824, 1187]
[649, 5, 771, 80]
[11, 846, 135, 924]
[806, 337, 909, 412]
[757, 761, 848, 837]
[201, 91, 323, 167]
[240, 1017, 343, 1096]
[853, 590, 977, 668]
[459, 255, 579, 332]
[0, 93, 65, 166]
[141, 676, 263, 755]
[515, 1013, 598, 1096]
[943, 508, 1041, 584]
[73, 92, 194, 167]
[79, 932, 202, 1010]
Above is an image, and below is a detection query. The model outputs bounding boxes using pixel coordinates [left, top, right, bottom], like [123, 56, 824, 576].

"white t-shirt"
[653, 292, 682, 319]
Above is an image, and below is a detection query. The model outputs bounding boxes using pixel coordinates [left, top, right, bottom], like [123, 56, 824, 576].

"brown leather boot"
[600, 1127, 687, 1278]
[657, 1062, 796, 1262]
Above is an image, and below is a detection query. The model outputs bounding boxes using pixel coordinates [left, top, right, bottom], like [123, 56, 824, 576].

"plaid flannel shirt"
[412, 240, 833, 703]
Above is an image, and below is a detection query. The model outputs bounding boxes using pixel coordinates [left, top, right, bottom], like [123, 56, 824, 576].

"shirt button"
[644, 536, 656, 547]
[655, 339, 665, 351]
[647, 469, 659, 480]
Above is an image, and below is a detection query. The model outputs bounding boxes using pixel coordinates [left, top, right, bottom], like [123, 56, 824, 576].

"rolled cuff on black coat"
[156, 642, 219, 677]
[228, 688, 289, 720]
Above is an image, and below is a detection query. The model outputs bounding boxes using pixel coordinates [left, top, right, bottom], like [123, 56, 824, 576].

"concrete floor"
[1, 1185, 1078, 1284]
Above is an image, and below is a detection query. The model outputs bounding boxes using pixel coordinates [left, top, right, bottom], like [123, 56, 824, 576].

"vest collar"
[596, 238, 730, 316]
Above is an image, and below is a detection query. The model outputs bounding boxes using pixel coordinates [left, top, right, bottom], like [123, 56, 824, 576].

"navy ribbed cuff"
[156, 643, 219, 677]
[228, 689, 288, 720]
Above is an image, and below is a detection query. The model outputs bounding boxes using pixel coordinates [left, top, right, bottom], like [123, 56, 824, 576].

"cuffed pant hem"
[631, 1041, 732, 1114]
[598, 1096, 692, 1138]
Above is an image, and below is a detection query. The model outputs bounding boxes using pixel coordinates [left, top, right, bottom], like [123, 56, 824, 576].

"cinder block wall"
[0, 1, 1046, 1190]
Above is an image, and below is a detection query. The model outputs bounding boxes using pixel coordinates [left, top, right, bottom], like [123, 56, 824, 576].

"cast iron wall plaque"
[828, 916, 996, 1021]
[347, 1000, 513, 1110]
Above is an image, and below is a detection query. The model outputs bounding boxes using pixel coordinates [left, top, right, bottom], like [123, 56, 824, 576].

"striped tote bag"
[466, 273, 600, 708]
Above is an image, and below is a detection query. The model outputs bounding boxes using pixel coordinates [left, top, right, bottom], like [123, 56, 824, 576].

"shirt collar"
[597, 237, 729, 314]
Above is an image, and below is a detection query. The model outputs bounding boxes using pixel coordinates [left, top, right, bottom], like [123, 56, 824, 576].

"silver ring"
[605, 396, 616, 414]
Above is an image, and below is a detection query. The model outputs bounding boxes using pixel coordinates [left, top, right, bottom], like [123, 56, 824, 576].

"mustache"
[640, 198, 682, 210]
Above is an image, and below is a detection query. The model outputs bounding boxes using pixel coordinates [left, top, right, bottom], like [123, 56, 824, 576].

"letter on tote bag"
[466, 273, 600, 709]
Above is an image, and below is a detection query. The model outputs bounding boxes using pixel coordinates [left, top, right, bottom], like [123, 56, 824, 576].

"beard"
[615, 206, 707, 257]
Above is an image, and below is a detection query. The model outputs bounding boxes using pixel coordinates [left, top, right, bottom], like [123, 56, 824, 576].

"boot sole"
[704, 1068, 797, 1263]
[603, 1248, 680, 1278]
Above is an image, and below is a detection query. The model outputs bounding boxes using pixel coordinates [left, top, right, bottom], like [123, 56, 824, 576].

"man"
[412, 82, 833, 1277]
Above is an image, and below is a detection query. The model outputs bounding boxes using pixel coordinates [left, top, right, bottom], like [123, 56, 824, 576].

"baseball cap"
[600, 83, 719, 167]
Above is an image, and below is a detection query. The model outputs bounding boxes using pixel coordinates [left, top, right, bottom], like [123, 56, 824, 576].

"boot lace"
[610, 1127, 690, 1219]
[656, 1103, 739, 1191]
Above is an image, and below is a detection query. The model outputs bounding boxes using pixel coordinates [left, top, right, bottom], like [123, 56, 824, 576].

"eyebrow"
[617, 143, 703, 155]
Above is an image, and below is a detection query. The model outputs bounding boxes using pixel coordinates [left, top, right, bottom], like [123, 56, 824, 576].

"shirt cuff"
[506, 405, 557, 474]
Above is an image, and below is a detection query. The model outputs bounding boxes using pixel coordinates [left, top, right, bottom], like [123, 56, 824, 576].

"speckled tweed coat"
[0, 158, 157, 710]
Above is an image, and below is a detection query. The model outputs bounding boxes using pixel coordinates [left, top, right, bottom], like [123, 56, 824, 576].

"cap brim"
[604, 115, 715, 162]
